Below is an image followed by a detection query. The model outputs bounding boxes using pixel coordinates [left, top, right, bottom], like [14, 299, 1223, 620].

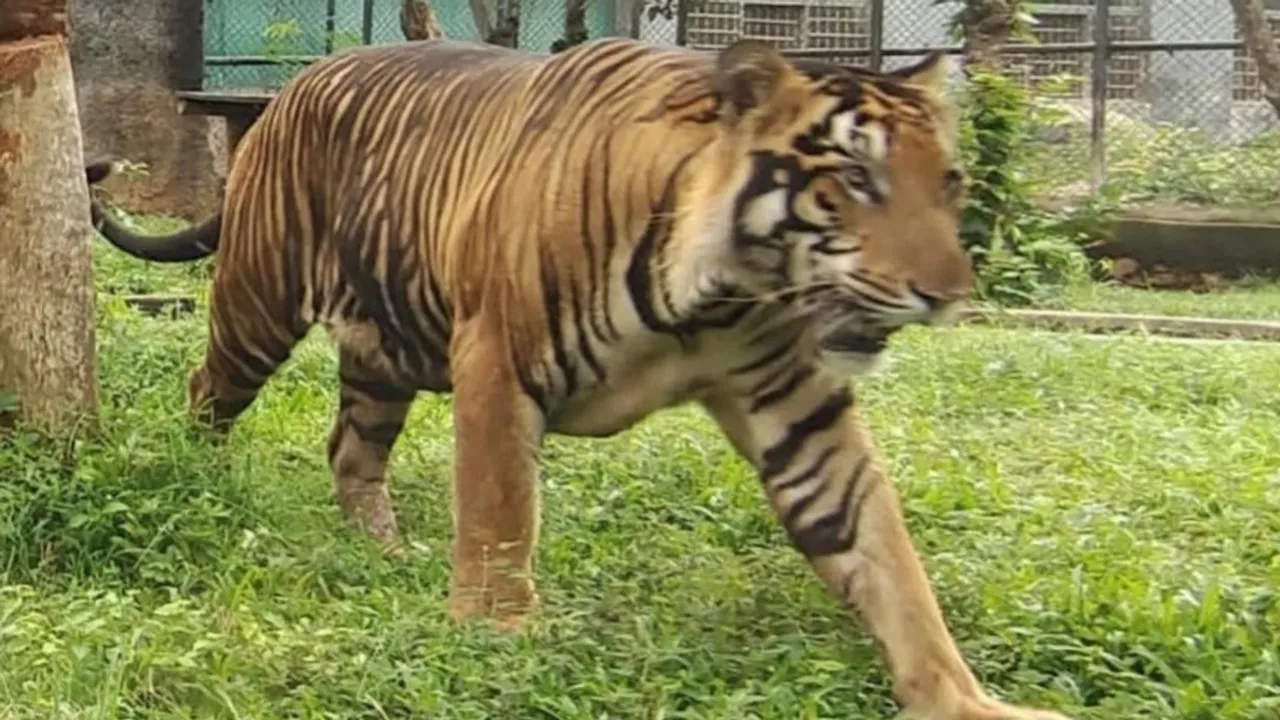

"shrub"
[957, 68, 1094, 305]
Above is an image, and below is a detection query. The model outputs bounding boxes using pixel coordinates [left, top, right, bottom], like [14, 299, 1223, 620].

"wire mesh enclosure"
[201, 0, 1280, 207]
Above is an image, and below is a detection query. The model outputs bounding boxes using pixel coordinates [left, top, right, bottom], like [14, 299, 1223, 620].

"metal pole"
[1089, 0, 1110, 192]
[361, 0, 375, 45]
[868, 0, 884, 71]
[324, 0, 337, 53]
[676, 0, 689, 47]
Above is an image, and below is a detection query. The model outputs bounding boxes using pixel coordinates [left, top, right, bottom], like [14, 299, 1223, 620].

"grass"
[89, 214, 212, 298]
[1033, 279, 1280, 322]
[0, 233, 1278, 718]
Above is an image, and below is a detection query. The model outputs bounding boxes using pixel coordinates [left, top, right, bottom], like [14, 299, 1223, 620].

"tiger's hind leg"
[327, 346, 416, 544]
[187, 283, 307, 435]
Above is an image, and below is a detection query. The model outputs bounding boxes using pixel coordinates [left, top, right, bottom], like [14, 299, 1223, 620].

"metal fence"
[204, 0, 1280, 208]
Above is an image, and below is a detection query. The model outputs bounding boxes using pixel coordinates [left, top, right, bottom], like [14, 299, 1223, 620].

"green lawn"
[1, 251, 1278, 718]
[1035, 280, 1280, 322]
[89, 215, 213, 298]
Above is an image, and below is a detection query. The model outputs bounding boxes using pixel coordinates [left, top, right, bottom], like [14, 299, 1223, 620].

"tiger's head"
[684, 40, 971, 375]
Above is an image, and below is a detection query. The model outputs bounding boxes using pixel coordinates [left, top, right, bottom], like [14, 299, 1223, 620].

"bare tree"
[954, 0, 1018, 71]
[467, 0, 520, 47]
[1229, 0, 1280, 117]
[401, 0, 446, 41]
[563, 0, 590, 49]
[0, 0, 99, 433]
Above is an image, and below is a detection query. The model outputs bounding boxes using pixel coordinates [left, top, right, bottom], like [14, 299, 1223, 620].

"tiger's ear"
[887, 51, 950, 94]
[713, 39, 790, 121]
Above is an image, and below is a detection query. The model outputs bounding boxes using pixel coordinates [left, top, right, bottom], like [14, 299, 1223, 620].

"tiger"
[86, 37, 1074, 720]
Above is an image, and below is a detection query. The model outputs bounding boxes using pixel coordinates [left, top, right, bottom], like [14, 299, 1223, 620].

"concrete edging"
[958, 308, 1280, 342]
[116, 295, 1280, 343]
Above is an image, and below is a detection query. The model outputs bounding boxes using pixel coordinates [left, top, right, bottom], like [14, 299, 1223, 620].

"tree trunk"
[400, 0, 445, 41]
[563, 0, 589, 49]
[0, 3, 99, 434]
[957, 0, 1016, 72]
[468, 0, 494, 40]
[1229, 0, 1280, 117]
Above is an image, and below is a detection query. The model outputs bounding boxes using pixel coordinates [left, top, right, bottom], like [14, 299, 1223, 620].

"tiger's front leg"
[701, 371, 1073, 720]
[446, 320, 544, 628]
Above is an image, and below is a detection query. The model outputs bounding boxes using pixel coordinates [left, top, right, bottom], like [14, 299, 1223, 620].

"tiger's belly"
[545, 346, 717, 438]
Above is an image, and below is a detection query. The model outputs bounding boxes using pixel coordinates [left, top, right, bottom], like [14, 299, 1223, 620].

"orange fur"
[87, 38, 1072, 720]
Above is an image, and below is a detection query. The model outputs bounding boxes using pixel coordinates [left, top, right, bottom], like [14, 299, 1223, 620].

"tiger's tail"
[85, 160, 221, 263]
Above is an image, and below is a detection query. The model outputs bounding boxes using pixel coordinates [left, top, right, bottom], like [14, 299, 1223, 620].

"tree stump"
[0, 5, 99, 433]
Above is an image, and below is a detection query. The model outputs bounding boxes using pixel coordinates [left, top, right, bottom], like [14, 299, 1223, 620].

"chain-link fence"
[203, 0, 1280, 209]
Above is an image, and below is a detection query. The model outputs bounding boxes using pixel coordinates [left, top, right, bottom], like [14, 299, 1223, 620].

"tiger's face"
[704, 41, 972, 375]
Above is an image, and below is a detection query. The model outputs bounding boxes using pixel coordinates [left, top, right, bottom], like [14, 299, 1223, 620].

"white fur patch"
[786, 236, 817, 284]
[859, 124, 888, 162]
[741, 188, 789, 237]
[819, 349, 890, 378]
[829, 111, 857, 154]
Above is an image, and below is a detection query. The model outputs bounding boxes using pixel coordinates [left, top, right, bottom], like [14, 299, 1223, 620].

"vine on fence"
[942, 0, 1094, 304]
[956, 65, 1093, 305]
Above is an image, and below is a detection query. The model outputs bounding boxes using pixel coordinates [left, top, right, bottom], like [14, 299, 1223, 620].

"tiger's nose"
[908, 282, 969, 327]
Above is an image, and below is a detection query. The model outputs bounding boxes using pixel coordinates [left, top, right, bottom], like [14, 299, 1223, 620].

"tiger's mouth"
[818, 326, 892, 356]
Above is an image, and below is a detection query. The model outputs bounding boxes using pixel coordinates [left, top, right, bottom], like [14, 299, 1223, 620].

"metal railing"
[202, 0, 1280, 208]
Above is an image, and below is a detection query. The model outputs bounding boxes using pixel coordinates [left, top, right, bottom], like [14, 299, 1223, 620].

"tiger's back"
[226, 38, 737, 423]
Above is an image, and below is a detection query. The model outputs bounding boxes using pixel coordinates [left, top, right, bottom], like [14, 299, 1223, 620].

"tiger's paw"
[446, 577, 539, 632]
[902, 695, 1075, 720]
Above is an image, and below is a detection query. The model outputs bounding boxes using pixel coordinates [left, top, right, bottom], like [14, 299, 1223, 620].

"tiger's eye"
[943, 168, 964, 192]
[843, 166, 869, 188]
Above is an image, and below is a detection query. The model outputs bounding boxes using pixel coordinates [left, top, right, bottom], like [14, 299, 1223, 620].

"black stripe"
[341, 374, 414, 404]
[540, 251, 577, 396]
[224, 372, 263, 392]
[760, 387, 853, 480]
[598, 136, 621, 341]
[750, 364, 817, 414]
[781, 476, 828, 536]
[230, 335, 289, 381]
[677, 298, 755, 333]
[625, 217, 671, 334]
[842, 461, 880, 555]
[771, 446, 837, 492]
[568, 276, 606, 384]
[730, 342, 792, 376]
[514, 359, 548, 415]
[748, 362, 793, 399]
[349, 417, 407, 447]
[578, 135, 608, 346]
[624, 151, 698, 335]
[419, 271, 453, 354]
[853, 272, 900, 299]
[787, 459, 866, 557]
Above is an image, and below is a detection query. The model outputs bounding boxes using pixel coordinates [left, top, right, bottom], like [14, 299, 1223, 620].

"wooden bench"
[174, 88, 278, 166]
